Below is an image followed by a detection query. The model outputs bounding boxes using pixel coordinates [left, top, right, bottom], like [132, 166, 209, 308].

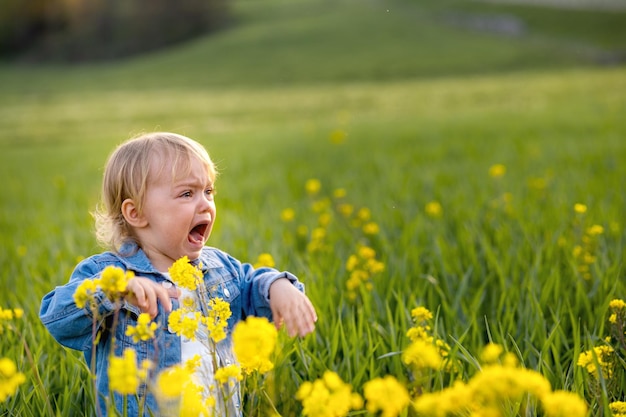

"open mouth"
[189, 222, 209, 245]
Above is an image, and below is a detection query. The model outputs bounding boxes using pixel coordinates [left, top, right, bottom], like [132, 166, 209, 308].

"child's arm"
[268, 278, 317, 337]
[40, 258, 174, 350]
[40, 258, 124, 351]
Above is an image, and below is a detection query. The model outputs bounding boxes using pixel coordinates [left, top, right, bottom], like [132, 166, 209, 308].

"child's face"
[136, 155, 216, 272]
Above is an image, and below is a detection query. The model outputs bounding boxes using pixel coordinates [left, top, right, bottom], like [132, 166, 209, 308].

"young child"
[39, 132, 317, 416]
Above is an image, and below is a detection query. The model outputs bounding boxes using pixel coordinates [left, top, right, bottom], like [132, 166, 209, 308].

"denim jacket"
[39, 242, 304, 416]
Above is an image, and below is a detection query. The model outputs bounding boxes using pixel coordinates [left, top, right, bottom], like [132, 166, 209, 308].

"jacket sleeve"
[39, 257, 123, 352]
[224, 252, 305, 320]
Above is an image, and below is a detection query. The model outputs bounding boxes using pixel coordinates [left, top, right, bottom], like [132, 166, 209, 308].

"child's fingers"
[126, 278, 173, 318]
[283, 303, 316, 338]
[154, 285, 173, 313]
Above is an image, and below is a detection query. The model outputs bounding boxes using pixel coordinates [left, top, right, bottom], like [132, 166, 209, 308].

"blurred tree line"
[0, 0, 230, 61]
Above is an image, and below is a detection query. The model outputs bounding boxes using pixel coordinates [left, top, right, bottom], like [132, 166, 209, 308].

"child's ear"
[121, 199, 148, 228]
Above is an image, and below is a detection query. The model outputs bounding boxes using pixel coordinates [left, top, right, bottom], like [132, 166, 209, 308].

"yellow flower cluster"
[253, 253, 276, 269]
[100, 265, 134, 297]
[577, 345, 615, 379]
[571, 203, 604, 281]
[402, 339, 442, 372]
[403, 306, 455, 373]
[488, 163, 506, 178]
[125, 313, 158, 343]
[574, 203, 587, 214]
[202, 298, 231, 343]
[280, 208, 296, 222]
[168, 309, 201, 340]
[155, 364, 214, 417]
[608, 298, 626, 344]
[425, 201, 443, 218]
[295, 371, 363, 417]
[363, 375, 410, 417]
[541, 390, 590, 417]
[232, 316, 277, 375]
[108, 348, 151, 395]
[611, 401, 626, 417]
[214, 364, 242, 387]
[305, 178, 322, 196]
[281, 179, 381, 258]
[0, 307, 23, 334]
[168, 256, 203, 291]
[414, 344, 587, 417]
[345, 245, 385, 301]
[0, 357, 26, 401]
[73, 265, 134, 308]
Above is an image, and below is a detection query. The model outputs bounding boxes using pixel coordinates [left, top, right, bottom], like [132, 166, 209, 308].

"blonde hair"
[94, 132, 217, 252]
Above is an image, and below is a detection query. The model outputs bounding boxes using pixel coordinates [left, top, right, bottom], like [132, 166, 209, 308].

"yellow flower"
[125, 313, 158, 343]
[541, 390, 587, 417]
[180, 382, 209, 417]
[413, 380, 472, 416]
[425, 201, 442, 218]
[587, 225, 604, 235]
[305, 179, 322, 196]
[469, 365, 551, 404]
[362, 222, 380, 235]
[610, 401, 626, 415]
[357, 245, 376, 260]
[488, 164, 506, 178]
[214, 364, 242, 385]
[184, 355, 201, 373]
[574, 203, 587, 214]
[0, 357, 26, 401]
[411, 306, 433, 323]
[356, 207, 371, 222]
[108, 348, 147, 395]
[168, 309, 201, 340]
[155, 365, 211, 417]
[253, 253, 276, 269]
[609, 299, 626, 311]
[363, 375, 410, 417]
[402, 339, 442, 371]
[338, 203, 354, 218]
[296, 371, 362, 417]
[480, 343, 504, 364]
[100, 265, 133, 300]
[233, 316, 277, 374]
[280, 208, 295, 222]
[73, 279, 97, 309]
[318, 212, 332, 227]
[168, 256, 203, 291]
[156, 365, 193, 399]
[203, 298, 232, 343]
[577, 345, 614, 378]
[346, 255, 359, 272]
[333, 188, 347, 199]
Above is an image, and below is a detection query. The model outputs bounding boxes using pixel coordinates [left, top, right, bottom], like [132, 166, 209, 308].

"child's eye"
[205, 188, 214, 196]
[180, 191, 192, 198]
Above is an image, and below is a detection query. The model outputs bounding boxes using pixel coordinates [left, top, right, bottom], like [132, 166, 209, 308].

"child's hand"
[269, 278, 317, 337]
[125, 277, 178, 319]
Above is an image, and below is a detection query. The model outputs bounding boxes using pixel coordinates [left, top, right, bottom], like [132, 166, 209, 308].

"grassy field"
[1, 0, 625, 415]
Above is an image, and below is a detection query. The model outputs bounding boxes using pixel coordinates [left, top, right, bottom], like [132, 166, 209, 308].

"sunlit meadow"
[1, 0, 626, 415]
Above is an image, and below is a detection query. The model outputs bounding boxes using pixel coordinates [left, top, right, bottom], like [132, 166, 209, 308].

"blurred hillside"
[0, 0, 230, 61]
[0, 0, 625, 91]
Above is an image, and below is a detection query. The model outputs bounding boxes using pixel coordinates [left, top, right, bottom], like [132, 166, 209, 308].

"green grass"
[1, 0, 625, 415]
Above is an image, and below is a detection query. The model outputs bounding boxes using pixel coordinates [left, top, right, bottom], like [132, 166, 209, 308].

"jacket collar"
[117, 241, 217, 274]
